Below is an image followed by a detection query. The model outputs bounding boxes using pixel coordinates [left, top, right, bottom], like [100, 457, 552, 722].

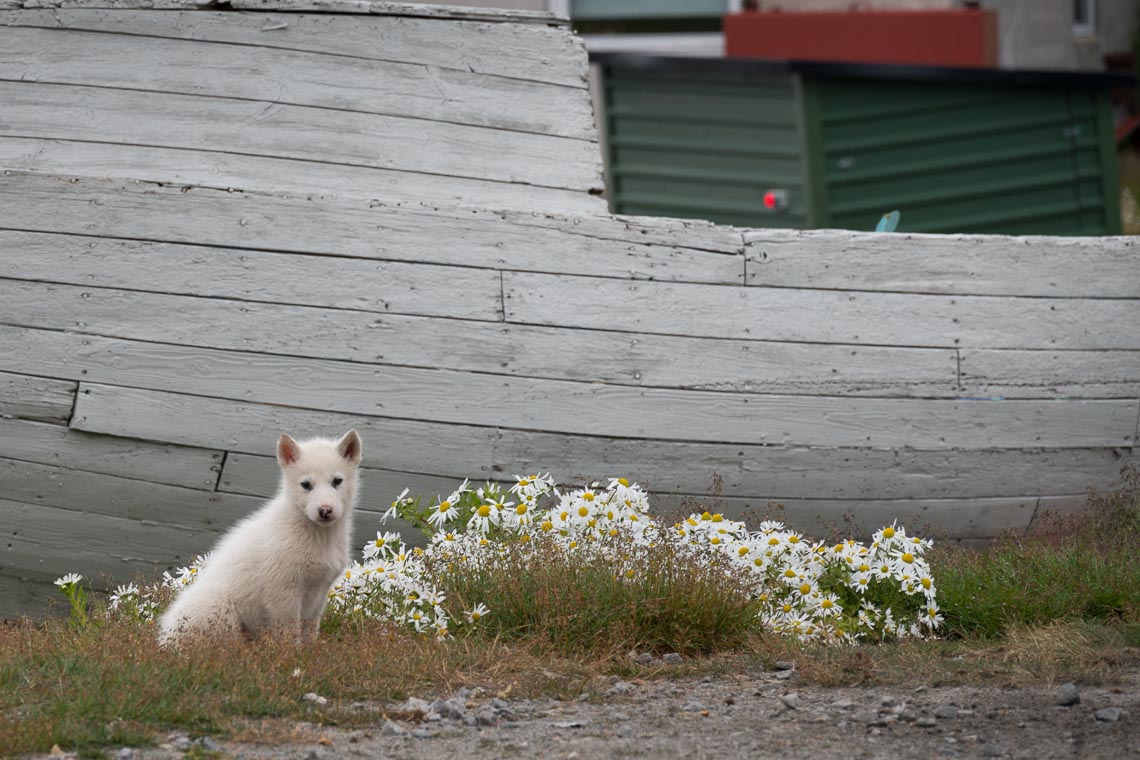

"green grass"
[2, 478, 1137, 755]
[932, 478, 1140, 638]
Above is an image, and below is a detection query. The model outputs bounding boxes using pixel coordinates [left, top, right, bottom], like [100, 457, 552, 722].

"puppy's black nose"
[318, 506, 333, 520]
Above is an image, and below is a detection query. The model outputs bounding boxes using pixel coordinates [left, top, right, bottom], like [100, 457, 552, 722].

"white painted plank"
[58, 354, 1137, 449]
[0, 417, 222, 489]
[496, 434, 1134, 501]
[0, 138, 605, 216]
[649, 493, 1038, 540]
[13, 2, 569, 26]
[0, 457, 263, 531]
[0, 574, 62, 620]
[504, 271, 1140, 350]
[0, 232, 502, 320]
[0, 27, 596, 140]
[0, 82, 603, 192]
[0, 319, 958, 399]
[0, 10, 585, 86]
[0, 371, 75, 423]
[0, 172, 720, 280]
[0, 498, 212, 588]
[72, 384, 500, 478]
[744, 229, 1140, 298]
[960, 349, 1140, 399]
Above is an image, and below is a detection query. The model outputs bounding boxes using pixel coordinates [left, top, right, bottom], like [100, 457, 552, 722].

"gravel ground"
[36, 665, 1137, 760]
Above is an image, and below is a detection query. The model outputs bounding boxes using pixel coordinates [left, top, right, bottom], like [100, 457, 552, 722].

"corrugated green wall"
[811, 79, 1121, 235]
[602, 66, 810, 228]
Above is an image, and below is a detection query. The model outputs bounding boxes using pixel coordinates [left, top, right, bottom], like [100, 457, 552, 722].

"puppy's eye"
[300, 480, 312, 491]
[332, 477, 343, 488]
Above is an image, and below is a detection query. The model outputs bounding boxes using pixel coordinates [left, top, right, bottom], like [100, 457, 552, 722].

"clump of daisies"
[325, 474, 940, 643]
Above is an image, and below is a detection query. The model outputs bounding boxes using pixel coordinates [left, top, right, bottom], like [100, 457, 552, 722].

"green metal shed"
[594, 53, 1131, 235]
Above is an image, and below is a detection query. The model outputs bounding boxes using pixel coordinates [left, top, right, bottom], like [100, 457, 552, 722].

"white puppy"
[159, 430, 362, 645]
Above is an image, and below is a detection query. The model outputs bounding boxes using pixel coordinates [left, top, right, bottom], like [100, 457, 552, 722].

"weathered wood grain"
[960, 348, 1140, 399]
[0, 498, 211, 587]
[0, 172, 725, 280]
[0, 371, 75, 423]
[0, 417, 221, 489]
[0, 82, 603, 192]
[0, 138, 604, 215]
[0, 319, 958, 399]
[649, 493, 1038, 539]
[0, 457, 262, 531]
[0, 574, 62, 620]
[495, 434, 1134, 501]
[0, 8, 584, 85]
[744, 229, 1140, 297]
[0, 27, 596, 139]
[1, 232, 502, 320]
[72, 384, 500, 478]
[63, 361, 1137, 448]
[504, 272, 1140, 350]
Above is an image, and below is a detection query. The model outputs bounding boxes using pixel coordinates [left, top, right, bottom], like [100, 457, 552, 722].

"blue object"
[875, 210, 901, 232]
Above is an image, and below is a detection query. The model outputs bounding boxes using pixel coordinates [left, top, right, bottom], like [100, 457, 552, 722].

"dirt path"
[36, 668, 1138, 760]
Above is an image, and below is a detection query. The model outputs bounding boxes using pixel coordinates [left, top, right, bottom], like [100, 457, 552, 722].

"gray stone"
[853, 711, 878, 725]
[680, 700, 706, 712]
[302, 751, 320, 760]
[662, 653, 684, 665]
[302, 692, 328, 706]
[780, 693, 800, 710]
[1056, 683, 1080, 707]
[455, 687, 472, 700]
[933, 705, 960, 720]
[410, 728, 432, 739]
[635, 652, 657, 666]
[617, 724, 633, 738]
[916, 717, 938, 728]
[830, 699, 855, 710]
[170, 735, 193, 752]
[475, 708, 499, 726]
[198, 737, 220, 751]
[606, 680, 634, 696]
[897, 710, 917, 722]
[1094, 707, 1123, 722]
[422, 711, 443, 723]
[403, 697, 431, 713]
[880, 696, 898, 708]
[380, 720, 405, 737]
[774, 670, 796, 681]
[115, 749, 135, 760]
[491, 698, 511, 711]
[982, 744, 1006, 757]
[773, 661, 796, 671]
[431, 698, 467, 720]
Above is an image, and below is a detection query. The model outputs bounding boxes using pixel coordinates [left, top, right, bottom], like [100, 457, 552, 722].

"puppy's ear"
[336, 429, 363, 465]
[277, 433, 302, 469]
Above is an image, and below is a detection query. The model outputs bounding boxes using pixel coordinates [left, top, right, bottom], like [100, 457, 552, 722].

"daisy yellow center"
[738, 546, 750, 556]
[858, 577, 868, 585]
[471, 612, 481, 620]
[784, 569, 796, 578]
[821, 599, 833, 609]
[439, 501, 451, 512]
[882, 527, 895, 538]
[788, 535, 800, 544]
[768, 537, 780, 546]
[710, 537, 721, 545]
[516, 504, 528, 515]
[618, 478, 629, 487]
[782, 604, 792, 613]
[578, 506, 589, 517]
[477, 505, 491, 517]
[754, 558, 764, 566]
[583, 492, 595, 502]
[711, 514, 723, 523]
[799, 583, 811, 595]
[921, 577, 932, 589]
[858, 563, 870, 572]
[701, 511, 712, 520]
[901, 553, 915, 564]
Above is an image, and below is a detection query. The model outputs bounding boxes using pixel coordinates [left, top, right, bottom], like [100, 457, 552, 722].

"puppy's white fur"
[159, 430, 362, 646]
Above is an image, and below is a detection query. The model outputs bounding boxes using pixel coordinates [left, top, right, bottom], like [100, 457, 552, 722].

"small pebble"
[680, 700, 706, 712]
[302, 693, 328, 707]
[1056, 683, 1080, 707]
[199, 736, 220, 751]
[403, 697, 431, 713]
[475, 708, 499, 726]
[380, 720, 405, 737]
[830, 699, 855, 710]
[635, 652, 657, 666]
[617, 724, 633, 738]
[662, 653, 684, 665]
[916, 717, 938, 728]
[170, 735, 193, 752]
[982, 743, 1005, 757]
[115, 749, 135, 760]
[780, 693, 800, 711]
[774, 670, 796, 681]
[933, 705, 960, 720]
[1094, 707, 1122, 723]
[773, 661, 796, 671]
[431, 698, 466, 720]
[880, 696, 898, 708]
[410, 728, 432, 739]
[607, 681, 634, 696]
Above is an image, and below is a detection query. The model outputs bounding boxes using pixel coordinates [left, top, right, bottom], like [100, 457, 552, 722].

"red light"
[763, 191, 778, 209]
